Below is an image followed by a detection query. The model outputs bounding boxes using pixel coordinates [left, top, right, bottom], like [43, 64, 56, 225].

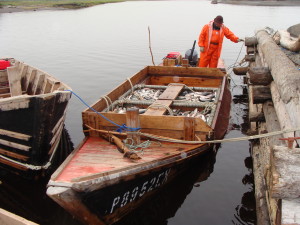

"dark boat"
[47, 63, 231, 225]
[0, 58, 72, 178]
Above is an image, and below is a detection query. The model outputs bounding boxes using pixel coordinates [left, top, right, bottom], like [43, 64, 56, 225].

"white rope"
[127, 77, 134, 94]
[130, 127, 300, 144]
[101, 95, 113, 111]
[0, 154, 51, 170]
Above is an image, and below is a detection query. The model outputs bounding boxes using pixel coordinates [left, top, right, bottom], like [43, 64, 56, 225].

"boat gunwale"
[0, 58, 72, 101]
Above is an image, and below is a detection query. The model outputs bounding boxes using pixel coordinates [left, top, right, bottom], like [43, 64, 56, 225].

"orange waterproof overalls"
[198, 21, 239, 68]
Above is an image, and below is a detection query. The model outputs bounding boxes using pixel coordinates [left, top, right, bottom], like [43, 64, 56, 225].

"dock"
[236, 25, 300, 225]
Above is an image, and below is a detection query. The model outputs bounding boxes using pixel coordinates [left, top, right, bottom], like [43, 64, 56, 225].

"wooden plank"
[0, 138, 30, 151]
[0, 148, 29, 161]
[7, 66, 22, 96]
[149, 76, 221, 87]
[144, 100, 173, 116]
[0, 157, 28, 171]
[0, 93, 11, 98]
[144, 84, 185, 116]
[184, 117, 195, 141]
[84, 112, 212, 132]
[0, 70, 8, 83]
[158, 83, 184, 100]
[147, 66, 224, 78]
[20, 63, 29, 92]
[0, 87, 10, 94]
[0, 129, 31, 141]
[26, 69, 37, 95]
[43, 79, 53, 94]
[51, 81, 61, 92]
[34, 73, 45, 95]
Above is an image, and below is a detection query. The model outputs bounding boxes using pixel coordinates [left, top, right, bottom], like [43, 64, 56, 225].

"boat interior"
[83, 66, 227, 141]
[0, 58, 67, 99]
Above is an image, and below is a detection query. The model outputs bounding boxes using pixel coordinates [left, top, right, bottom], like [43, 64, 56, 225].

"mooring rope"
[128, 127, 300, 144]
[66, 90, 140, 132]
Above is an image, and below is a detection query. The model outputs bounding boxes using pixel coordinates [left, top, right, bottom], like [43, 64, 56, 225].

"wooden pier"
[237, 26, 300, 225]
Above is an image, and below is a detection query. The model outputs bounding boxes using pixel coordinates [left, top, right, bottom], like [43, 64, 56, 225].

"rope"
[0, 154, 51, 170]
[123, 137, 161, 156]
[100, 96, 110, 111]
[130, 127, 300, 145]
[226, 42, 246, 87]
[147, 102, 174, 116]
[127, 78, 134, 94]
[66, 90, 140, 132]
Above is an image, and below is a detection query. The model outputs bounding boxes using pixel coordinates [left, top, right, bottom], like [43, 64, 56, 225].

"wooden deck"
[54, 137, 201, 183]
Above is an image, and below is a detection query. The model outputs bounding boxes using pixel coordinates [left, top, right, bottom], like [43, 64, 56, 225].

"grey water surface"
[0, 1, 299, 224]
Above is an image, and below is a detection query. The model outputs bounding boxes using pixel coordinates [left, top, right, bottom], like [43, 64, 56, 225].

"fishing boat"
[0, 58, 72, 178]
[47, 63, 231, 225]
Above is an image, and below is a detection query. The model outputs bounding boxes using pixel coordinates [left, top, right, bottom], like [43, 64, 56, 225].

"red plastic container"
[0, 60, 11, 70]
[166, 52, 181, 59]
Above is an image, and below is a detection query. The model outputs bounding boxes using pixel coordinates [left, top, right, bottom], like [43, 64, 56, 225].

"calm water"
[0, 1, 299, 224]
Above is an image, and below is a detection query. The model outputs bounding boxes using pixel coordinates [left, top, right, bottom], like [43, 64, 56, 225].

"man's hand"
[200, 47, 205, 52]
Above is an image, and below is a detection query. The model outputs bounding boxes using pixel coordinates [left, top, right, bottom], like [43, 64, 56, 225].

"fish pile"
[113, 106, 147, 114]
[170, 108, 211, 121]
[112, 88, 215, 121]
[176, 90, 216, 102]
[125, 88, 163, 101]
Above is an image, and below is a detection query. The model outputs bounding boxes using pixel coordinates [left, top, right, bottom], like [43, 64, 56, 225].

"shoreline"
[1, 0, 300, 14]
[0, 6, 66, 14]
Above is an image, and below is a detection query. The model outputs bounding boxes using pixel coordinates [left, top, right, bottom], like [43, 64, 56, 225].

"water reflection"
[232, 156, 256, 225]
[0, 128, 78, 225]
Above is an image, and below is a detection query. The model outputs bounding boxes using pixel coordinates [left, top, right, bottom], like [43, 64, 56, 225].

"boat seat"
[144, 83, 184, 116]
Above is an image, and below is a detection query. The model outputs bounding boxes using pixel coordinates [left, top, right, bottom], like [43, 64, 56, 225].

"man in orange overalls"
[198, 15, 243, 68]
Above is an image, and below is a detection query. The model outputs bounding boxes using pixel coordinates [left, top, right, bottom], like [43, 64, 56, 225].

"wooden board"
[158, 83, 184, 100]
[143, 99, 173, 116]
[83, 112, 212, 133]
[144, 83, 185, 116]
[7, 66, 22, 96]
[54, 137, 201, 183]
